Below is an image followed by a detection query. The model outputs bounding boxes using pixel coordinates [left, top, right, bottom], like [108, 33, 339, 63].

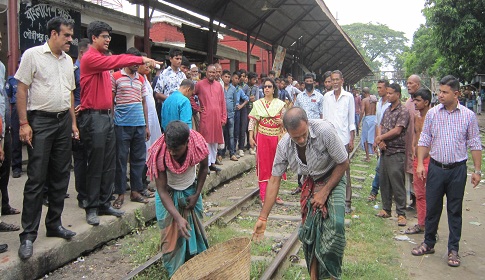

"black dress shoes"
[209, 165, 221, 172]
[46, 226, 76, 239]
[86, 209, 100, 226]
[0, 243, 7, 253]
[98, 206, 124, 217]
[18, 240, 33, 260]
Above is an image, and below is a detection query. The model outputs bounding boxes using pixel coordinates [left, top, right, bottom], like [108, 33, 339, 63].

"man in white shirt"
[15, 17, 78, 259]
[322, 70, 356, 213]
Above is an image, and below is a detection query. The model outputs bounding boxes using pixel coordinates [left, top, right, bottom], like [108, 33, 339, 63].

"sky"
[323, 0, 427, 43]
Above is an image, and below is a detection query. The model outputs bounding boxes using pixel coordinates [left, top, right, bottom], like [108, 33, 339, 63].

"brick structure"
[150, 21, 272, 74]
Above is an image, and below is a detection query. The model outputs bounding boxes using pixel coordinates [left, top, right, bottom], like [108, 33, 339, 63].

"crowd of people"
[0, 15, 482, 280]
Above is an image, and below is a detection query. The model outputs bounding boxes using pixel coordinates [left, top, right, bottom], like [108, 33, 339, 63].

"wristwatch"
[474, 170, 482, 176]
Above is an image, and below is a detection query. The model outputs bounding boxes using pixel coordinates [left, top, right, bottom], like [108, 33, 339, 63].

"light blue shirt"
[294, 90, 324, 119]
[224, 84, 238, 119]
[161, 90, 192, 130]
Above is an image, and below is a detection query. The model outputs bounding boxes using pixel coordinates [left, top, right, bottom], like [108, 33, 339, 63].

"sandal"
[275, 197, 284, 205]
[140, 189, 155, 198]
[367, 193, 377, 202]
[130, 195, 149, 204]
[147, 186, 156, 193]
[375, 210, 391, 218]
[448, 250, 460, 267]
[405, 224, 424, 234]
[1, 206, 20, 215]
[411, 242, 435, 256]
[0, 221, 20, 232]
[113, 197, 124, 209]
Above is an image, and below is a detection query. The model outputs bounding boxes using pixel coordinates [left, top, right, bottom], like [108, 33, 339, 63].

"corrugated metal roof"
[129, 0, 372, 84]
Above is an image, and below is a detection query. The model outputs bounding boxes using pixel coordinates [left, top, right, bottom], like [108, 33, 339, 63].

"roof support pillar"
[8, 0, 19, 76]
[143, 0, 151, 57]
[246, 32, 251, 71]
[208, 15, 214, 64]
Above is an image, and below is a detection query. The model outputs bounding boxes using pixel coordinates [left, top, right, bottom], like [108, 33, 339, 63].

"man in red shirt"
[80, 21, 160, 226]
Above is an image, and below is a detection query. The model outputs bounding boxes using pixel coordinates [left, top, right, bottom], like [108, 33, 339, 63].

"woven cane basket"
[171, 237, 251, 280]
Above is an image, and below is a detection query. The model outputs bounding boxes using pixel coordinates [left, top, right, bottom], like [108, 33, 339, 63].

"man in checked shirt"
[411, 75, 482, 268]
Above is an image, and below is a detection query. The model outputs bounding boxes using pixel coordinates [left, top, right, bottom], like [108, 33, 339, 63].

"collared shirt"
[376, 97, 391, 125]
[244, 84, 261, 110]
[285, 84, 302, 99]
[380, 102, 409, 155]
[5, 76, 17, 104]
[73, 59, 81, 107]
[272, 119, 348, 180]
[112, 69, 146, 126]
[81, 46, 143, 110]
[153, 66, 186, 97]
[161, 90, 192, 131]
[278, 89, 292, 102]
[294, 90, 323, 119]
[418, 103, 482, 164]
[223, 84, 238, 119]
[322, 88, 356, 145]
[14, 42, 75, 112]
[234, 84, 249, 105]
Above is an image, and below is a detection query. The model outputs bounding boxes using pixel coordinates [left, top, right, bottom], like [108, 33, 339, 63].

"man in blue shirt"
[241, 72, 260, 156]
[218, 70, 239, 162]
[72, 38, 90, 208]
[232, 71, 249, 159]
[291, 73, 324, 195]
[161, 79, 194, 131]
[5, 59, 21, 178]
[0, 34, 20, 249]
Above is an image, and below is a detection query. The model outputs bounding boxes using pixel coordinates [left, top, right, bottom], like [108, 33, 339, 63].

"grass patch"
[341, 149, 407, 279]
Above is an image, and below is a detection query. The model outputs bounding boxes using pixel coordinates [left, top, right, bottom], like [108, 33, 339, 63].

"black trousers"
[0, 129, 12, 209]
[78, 112, 115, 211]
[11, 104, 22, 173]
[19, 112, 72, 243]
[72, 134, 87, 206]
[425, 161, 467, 252]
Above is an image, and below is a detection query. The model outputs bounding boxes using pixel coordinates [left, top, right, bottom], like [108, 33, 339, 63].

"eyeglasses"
[263, 85, 273, 88]
[100, 34, 111, 40]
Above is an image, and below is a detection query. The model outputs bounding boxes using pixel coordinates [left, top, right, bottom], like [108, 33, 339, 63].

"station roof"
[130, 0, 372, 84]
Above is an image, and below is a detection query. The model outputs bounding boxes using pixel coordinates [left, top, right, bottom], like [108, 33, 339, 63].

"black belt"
[430, 158, 466, 169]
[82, 109, 111, 115]
[30, 110, 69, 119]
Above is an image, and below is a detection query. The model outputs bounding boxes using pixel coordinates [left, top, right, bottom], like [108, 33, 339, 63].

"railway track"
[123, 139, 361, 280]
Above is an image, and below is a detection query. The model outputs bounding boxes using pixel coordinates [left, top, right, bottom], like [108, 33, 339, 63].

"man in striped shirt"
[111, 47, 151, 209]
[412, 75, 482, 268]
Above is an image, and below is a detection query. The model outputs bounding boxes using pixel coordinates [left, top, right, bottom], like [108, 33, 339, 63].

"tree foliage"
[342, 22, 408, 71]
[404, 0, 485, 81]
[401, 25, 446, 78]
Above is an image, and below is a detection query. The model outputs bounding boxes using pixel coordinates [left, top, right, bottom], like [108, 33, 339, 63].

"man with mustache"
[15, 17, 78, 260]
